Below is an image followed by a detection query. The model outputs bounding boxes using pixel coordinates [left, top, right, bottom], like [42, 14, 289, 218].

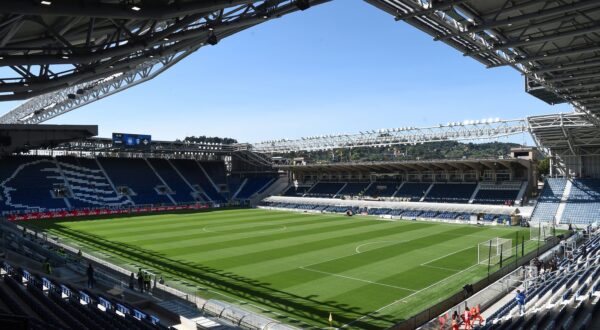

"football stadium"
[0, 1, 599, 330]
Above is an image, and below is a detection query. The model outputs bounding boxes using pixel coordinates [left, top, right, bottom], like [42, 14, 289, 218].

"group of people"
[440, 304, 484, 329]
[128, 269, 163, 293]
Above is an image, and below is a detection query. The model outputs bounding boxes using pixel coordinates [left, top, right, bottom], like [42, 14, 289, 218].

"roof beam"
[0, 0, 255, 20]
[394, 0, 468, 21]
[436, 0, 600, 41]
[468, 24, 600, 56]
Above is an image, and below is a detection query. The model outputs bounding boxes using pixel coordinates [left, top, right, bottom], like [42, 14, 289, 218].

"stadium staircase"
[150, 158, 196, 204]
[143, 158, 178, 205]
[98, 158, 174, 206]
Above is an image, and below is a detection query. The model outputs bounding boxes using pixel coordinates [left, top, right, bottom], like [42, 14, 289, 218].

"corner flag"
[329, 312, 333, 327]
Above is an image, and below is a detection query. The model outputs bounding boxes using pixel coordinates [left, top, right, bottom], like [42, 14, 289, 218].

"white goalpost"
[478, 237, 513, 265]
[530, 221, 554, 241]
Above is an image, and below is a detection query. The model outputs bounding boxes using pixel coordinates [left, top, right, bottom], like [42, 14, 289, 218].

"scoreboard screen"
[112, 133, 151, 149]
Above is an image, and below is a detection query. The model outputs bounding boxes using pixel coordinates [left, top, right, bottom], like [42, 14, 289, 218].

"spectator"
[43, 259, 52, 275]
[129, 273, 135, 290]
[515, 290, 526, 315]
[137, 268, 144, 293]
[77, 250, 83, 259]
[158, 275, 165, 285]
[461, 306, 472, 330]
[86, 263, 94, 288]
[451, 311, 459, 330]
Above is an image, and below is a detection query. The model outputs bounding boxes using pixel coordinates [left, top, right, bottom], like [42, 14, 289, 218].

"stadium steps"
[390, 182, 405, 198]
[143, 158, 177, 205]
[468, 182, 481, 204]
[166, 159, 199, 197]
[419, 183, 434, 202]
[231, 178, 247, 199]
[95, 157, 136, 205]
[554, 179, 573, 224]
[195, 160, 223, 200]
[515, 181, 529, 205]
[333, 182, 347, 198]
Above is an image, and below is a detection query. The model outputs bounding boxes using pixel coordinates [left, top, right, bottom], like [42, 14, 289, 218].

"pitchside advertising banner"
[6, 204, 210, 221]
[112, 133, 152, 149]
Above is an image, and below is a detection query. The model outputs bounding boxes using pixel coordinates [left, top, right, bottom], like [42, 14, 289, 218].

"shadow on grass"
[32, 221, 400, 329]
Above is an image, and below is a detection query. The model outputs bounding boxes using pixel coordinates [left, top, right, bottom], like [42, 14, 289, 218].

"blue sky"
[0, 0, 571, 143]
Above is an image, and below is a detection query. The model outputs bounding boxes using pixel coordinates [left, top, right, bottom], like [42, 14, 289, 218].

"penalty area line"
[340, 262, 484, 328]
[298, 266, 417, 292]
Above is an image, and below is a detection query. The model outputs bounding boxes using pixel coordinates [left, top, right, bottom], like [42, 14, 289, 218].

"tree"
[538, 158, 550, 178]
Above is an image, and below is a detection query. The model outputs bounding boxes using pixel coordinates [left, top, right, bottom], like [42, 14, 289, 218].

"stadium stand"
[145, 158, 196, 204]
[97, 157, 174, 206]
[424, 183, 477, 203]
[169, 159, 226, 203]
[561, 179, 600, 226]
[235, 176, 276, 199]
[282, 185, 311, 197]
[0, 156, 252, 214]
[530, 178, 567, 223]
[482, 234, 600, 330]
[305, 182, 345, 198]
[363, 182, 398, 198]
[393, 182, 431, 201]
[472, 181, 523, 205]
[336, 182, 370, 196]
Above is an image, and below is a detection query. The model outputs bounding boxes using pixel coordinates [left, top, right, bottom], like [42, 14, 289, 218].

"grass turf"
[27, 209, 538, 329]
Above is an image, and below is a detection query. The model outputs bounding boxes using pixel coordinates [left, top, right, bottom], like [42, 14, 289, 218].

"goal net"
[530, 222, 554, 241]
[478, 237, 513, 265]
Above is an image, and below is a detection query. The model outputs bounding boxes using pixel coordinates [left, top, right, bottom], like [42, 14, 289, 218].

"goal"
[530, 221, 554, 241]
[478, 237, 513, 265]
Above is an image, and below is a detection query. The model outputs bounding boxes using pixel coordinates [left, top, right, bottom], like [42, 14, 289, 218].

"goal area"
[530, 222, 554, 241]
[478, 237, 513, 265]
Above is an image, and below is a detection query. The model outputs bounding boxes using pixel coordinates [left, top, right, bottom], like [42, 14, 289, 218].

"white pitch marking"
[341, 262, 485, 328]
[202, 225, 287, 234]
[420, 245, 474, 266]
[420, 264, 463, 272]
[355, 240, 402, 254]
[299, 266, 417, 292]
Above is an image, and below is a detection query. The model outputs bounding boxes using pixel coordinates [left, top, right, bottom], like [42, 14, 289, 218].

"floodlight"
[40, 0, 52, 5]
[131, 6, 141, 11]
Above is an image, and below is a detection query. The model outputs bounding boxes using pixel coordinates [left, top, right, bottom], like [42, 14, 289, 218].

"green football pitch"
[28, 209, 539, 329]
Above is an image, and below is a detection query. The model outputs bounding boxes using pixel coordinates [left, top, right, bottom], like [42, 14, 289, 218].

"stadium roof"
[278, 158, 531, 172]
[0, 0, 329, 123]
[1, 0, 600, 149]
[528, 112, 600, 158]
[0, 124, 97, 154]
[368, 0, 600, 123]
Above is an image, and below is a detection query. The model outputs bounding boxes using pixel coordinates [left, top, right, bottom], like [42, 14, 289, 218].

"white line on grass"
[355, 240, 404, 253]
[420, 264, 463, 272]
[298, 266, 417, 292]
[420, 245, 474, 266]
[340, 262, 484, 328]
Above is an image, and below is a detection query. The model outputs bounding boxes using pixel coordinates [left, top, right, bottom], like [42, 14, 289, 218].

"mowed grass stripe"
[263, 227, 482, 293]
[32, 224, 372, 329]
[152, 217, 397, 256]
[27, 210, 532, 330]
[193, 222, 433, 269]
[77, 212, 302, 234]
[98, 214, 332, 240]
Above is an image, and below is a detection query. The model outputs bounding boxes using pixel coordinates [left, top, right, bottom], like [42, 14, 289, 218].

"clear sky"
[0, 0, 572, 143]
